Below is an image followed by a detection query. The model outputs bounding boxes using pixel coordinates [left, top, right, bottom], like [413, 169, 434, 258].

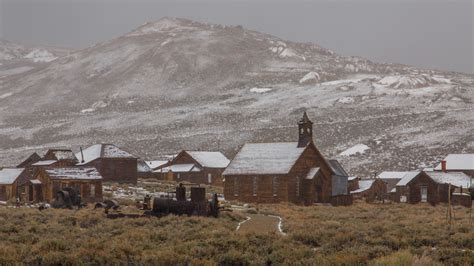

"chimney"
[80, 147, 85, 163]
[441, 160, 447, 173]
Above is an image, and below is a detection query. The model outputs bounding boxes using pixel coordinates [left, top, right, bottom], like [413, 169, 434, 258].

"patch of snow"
[337, 97, 355, 104]
[0, 92, 13, 99]
[250, 87, 272, 93]
[23, 49, 57, 63]
[127, 100, 135, 104]
[299, 72, 320, 84]
[320, 78, 364, 86]
[339, 144, 370, 156]
[279, 48, 306, 61]
[80, 108, 95, 113]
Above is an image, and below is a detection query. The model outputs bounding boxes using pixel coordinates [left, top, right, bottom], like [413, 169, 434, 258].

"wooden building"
[425, 171, 472, 203]
[75, 144, 138, 184]
[159, 150, 230, 186]
[20, 167, 103, 203]
[377, 171, 409, 195]
[0, 168, 27, 201]
[16, 153, 42, 168]
[392, 171, 439, 204]
[433, 154, 474, 199]
[350, 178, 387, 202]
[223, 112, 348, 205]
[42, 149, 78, 166]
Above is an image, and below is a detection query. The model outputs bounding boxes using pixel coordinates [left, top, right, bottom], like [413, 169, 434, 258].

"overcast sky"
[0, 0, 472, 73]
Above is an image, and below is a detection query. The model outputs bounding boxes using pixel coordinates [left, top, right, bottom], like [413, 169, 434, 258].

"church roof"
[223, 142, 306, 175]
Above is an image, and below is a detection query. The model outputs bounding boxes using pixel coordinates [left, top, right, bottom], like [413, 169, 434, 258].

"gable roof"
[137, 159, 152, 173]
[16, 153, 42, 168]
[154, 164, 201, 173]
[425, 171, 472, 188]
[0, 168, 25, 185]
[351, 179, 375, 194]
[44, 149, 78, 161]
[327, 159, 349, 177]
[377, 171, 411, 180]
[44, 167, 103, 180]
[223, 142, 306, 175]
[76, 144, 137, 165]
[396, 171, 423, 186]
[184, 151, 230, 168]
[146, 160, 169, 170]
[434, 154, 474, 171]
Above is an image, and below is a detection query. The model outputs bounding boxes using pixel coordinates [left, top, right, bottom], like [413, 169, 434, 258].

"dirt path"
[236, 213, 286, 235]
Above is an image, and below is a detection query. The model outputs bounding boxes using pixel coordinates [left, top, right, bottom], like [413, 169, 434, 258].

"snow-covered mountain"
[0, 18, 472, 176]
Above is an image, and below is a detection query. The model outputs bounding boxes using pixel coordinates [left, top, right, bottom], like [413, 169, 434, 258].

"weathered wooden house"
[350, 178, 387, 202]
[160, 150, 230, 186]
[434, 154, 474, 199]
[223, 112, 349, 205]
[75, 144, 138, 184]
[392, 171, 439, 204]
[20, 167, 103, 203]
[425, 171, 472, 203]
[0, 168, 27, 201]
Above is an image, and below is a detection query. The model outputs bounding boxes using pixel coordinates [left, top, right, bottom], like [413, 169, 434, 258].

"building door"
[420, 187, 428, 202]
[208, 173, 212, 184]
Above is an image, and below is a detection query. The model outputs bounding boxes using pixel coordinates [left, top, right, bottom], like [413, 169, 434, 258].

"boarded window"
[90, 184, 96, 197]
[272, 176, 278, 197]
[177, 173, 181, 179]
[233, 177, 239, 196]
[208, 173, 212, 184]
[296, 176, 300, 197]
[252, 176, 258, 196]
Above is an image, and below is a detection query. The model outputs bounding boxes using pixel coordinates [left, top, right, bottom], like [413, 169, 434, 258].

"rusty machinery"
[149, 183, 220, 217]
[51, 187, 84, 209]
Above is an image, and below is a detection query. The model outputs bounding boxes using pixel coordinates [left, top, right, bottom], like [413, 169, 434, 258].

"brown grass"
[0, 201, 472, 265]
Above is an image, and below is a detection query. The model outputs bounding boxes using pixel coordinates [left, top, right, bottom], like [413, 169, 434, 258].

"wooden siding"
[85, 158, 137, 184]
[170, 152, 226, 186]
[394, 172, 439, 205]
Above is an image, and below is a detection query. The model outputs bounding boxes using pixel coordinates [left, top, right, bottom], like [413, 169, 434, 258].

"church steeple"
[297, 112, 313, 147]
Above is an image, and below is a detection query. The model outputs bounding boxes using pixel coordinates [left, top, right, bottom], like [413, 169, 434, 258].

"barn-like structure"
[223, 112, 350, 205]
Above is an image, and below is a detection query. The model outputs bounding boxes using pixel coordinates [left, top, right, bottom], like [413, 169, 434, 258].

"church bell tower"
[297, 112, 313, 147]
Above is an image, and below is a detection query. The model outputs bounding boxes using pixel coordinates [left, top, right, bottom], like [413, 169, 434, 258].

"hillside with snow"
[0, 18, 472, 176]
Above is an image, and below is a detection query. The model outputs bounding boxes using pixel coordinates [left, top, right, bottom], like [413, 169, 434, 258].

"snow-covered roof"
[351, 179, 374, 194]
[155, 164, 201, 173]
[137, 160, 152, 172]
[306, 167, 320, 180]
[223, 142, 306, 175]
[46, 149, 77, 161]
[185, 151, 230, 168]
[348, 176, 358, 181]
[434, 154, 474, 171]
[44, 167, 103, 180]
[0, 168, 24, 185]
[32, 160, 57, 166]
[390, 188, 396, 193]
[425, 171, 472, 188]
[145, 160, 169, 169]
[76, 144, 136, 165]
[30, 179, 42, 184]
[378, 171, 411, 180]
[396, 171, 422, 186]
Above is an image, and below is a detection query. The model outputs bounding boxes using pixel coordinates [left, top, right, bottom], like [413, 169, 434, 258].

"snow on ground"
[250, 87, 272, 93]
[336, 97, 355, 104]
[339, 144, 370, 156]
[320, 78, 365, 86]
[80, 100, 108, 113]
[0, 92, 13, 99]
[0, 66, 34, 77]
[23, 49, 57, 63]
[299, 72, 320, 84]
[279, 48, 306, 61]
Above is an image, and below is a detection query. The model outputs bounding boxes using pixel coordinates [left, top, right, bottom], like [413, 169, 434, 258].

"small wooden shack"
[161, 150, 230, 186]
[22, 167, 103, 203]
[0, 168, 27, 201]
[75, 144, 138, 184]
[223, 112, 347, 205]
[350, 178, 387, 202]
[392, 171, 439, 204]
[377, 171, 409, 195]
[425, 171, 472, 203]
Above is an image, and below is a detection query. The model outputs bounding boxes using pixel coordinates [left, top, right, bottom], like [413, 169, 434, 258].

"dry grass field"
[0, 201, 472, 265]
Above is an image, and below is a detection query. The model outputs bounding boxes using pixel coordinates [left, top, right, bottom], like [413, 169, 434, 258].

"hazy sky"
[0, 0, 472, 73]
